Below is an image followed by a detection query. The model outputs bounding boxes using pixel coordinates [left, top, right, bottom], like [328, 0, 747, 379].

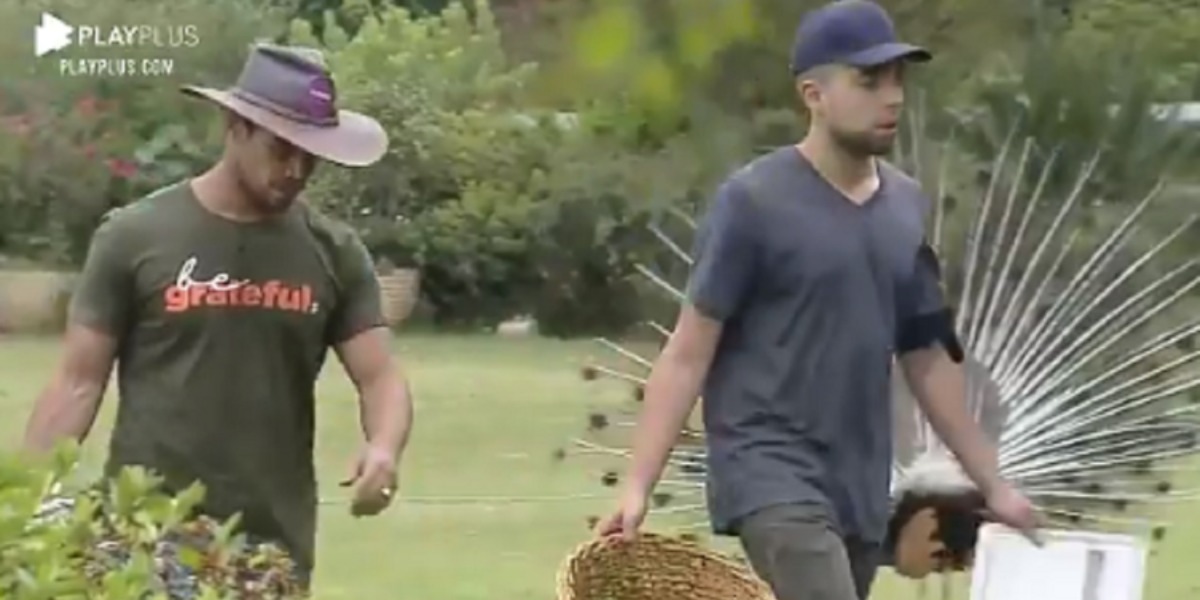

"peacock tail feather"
[565, 116, 1200, 574]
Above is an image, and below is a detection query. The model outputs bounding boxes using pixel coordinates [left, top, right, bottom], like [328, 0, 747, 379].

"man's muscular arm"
[326, 232, 412, 460]
[22, 326, 117, 455]
[336, 328, 413, 458]
[325, 229, 412, 515]
[22, 211, 131, 457]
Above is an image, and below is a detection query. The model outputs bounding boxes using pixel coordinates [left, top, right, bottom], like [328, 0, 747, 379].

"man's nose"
[884, 82, 905, 108]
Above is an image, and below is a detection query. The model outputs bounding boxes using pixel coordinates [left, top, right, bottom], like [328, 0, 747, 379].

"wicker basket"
[556, 532, 775, 600]
[377, 268, 420, 326]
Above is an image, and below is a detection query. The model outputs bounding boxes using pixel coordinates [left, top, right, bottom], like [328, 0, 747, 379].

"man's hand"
[591, 305, 721, 542]
[340, 444, 398, 517]
[983, 481, 1042, 545]
[594, 486, 649, 541]
[334, 327, 412, 518]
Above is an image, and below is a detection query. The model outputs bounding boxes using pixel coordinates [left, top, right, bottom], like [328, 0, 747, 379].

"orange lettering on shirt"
[164, 286, 189, 312]
[300, 285, 312, 312]
[262, 281, 282, 309]
[161, 258, 319, 316]
[241, 284, 263, 306]
[189, 286, 207, 307]
[207, 289, 229, 306]
[279, 288, 302, 311]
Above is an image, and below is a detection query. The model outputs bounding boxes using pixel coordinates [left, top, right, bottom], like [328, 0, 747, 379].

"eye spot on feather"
[1152, 526, 1167, 541]
[587, 413, 609, 431]
[1058, 474, 1080, 486]
[1155, 481, 1172, 494]
[942, 194, 959, 214]
[601, 471, 619, 487]
[580, 365, 598, 381]
[1083, 482, 1104, 495]
[651, 492, 673, 508]
[632, 386, 645, 402]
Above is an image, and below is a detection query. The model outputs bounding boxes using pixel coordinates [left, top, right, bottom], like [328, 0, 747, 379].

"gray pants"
[737, 503, 882, 600]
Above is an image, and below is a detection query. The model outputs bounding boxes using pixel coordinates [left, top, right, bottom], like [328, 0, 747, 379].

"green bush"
[298, 1, 681, 332]
[0, 444, 305, 599]
[295, 1, 551, 326]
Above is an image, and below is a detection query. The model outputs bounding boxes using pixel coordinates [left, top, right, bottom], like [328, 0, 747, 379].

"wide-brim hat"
[182, 44, 387, 168]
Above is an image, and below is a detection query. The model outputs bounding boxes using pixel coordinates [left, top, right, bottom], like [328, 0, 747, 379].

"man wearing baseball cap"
[595, 2, 1038, 598]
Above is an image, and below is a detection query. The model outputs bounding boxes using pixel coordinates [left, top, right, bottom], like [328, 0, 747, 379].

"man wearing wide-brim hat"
[21, 43, 415, 585]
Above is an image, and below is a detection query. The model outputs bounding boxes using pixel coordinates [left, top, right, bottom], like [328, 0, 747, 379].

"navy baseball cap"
[790, 0, 931, 75]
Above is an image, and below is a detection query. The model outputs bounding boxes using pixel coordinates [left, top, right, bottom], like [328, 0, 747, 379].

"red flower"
[106, 158, 138, 179]
[75, 95, 99, 117]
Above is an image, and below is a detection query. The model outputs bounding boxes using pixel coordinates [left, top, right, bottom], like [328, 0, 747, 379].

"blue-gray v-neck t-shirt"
[686, 145, 947, 543]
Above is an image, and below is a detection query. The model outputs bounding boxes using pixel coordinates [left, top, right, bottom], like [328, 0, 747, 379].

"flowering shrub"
[0, 0, 290, 269]
[0, 87, 141, 266]
[0, 443, 306, 599]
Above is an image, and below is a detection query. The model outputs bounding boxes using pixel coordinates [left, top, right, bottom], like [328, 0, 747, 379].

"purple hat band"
[229, 45, 340, 127]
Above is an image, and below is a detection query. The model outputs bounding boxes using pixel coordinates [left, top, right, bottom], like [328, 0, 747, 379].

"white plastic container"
[969, 523, 1148, 600]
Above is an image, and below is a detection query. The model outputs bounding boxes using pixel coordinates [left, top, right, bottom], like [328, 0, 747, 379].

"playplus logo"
[35, 12, 200, 77]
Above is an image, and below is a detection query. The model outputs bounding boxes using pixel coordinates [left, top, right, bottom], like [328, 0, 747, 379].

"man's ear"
[795, 65, 834, 112]
[223, 110, 256, 139]
[795, 77, 819, 111]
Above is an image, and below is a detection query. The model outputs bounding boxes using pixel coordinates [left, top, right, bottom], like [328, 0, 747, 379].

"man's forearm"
[626, 355, 706, 494]
[901, 348, 1005, 496]
[358, 372, 413, 456]
[23, 377, 106, 456]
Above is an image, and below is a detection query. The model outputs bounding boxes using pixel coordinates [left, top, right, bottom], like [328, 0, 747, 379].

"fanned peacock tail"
[564, 117, 1200, 577]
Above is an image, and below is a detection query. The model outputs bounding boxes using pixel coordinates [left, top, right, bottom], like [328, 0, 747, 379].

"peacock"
[566, 126, 1200, 589]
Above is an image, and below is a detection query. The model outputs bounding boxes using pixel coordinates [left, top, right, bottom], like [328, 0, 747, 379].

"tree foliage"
[1062, 0, 1200, 99]
[295, 1, 552, 325]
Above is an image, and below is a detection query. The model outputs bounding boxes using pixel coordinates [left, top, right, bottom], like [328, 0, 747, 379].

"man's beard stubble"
[830, 127, 896, 158]
[233, 167, 298, 216]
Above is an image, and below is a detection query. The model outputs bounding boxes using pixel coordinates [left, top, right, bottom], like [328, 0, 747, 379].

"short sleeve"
[326, 232, 387, 345]
[68, 212, 134, 336]
[684, 179, 760, 321]
[896, 241, 961, 357]
[905, 242, 950, 319]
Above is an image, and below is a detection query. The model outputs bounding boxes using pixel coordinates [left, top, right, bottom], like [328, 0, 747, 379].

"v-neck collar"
[791, 147, 887, 211]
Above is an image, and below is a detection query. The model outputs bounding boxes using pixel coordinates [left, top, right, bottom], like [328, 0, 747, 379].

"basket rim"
[555, 531, 773, 600]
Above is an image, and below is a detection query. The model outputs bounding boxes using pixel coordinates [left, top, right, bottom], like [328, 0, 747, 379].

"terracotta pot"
[376, 268, 420, 326]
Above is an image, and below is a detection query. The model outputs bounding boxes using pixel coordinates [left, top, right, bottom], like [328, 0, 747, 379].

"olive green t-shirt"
[69, 180, 386, 574]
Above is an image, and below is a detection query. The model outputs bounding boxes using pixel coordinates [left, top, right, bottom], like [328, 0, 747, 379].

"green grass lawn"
[0, 333, 1197, 599]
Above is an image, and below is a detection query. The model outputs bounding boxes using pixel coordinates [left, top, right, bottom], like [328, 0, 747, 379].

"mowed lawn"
[0, 333, 1197, 599]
